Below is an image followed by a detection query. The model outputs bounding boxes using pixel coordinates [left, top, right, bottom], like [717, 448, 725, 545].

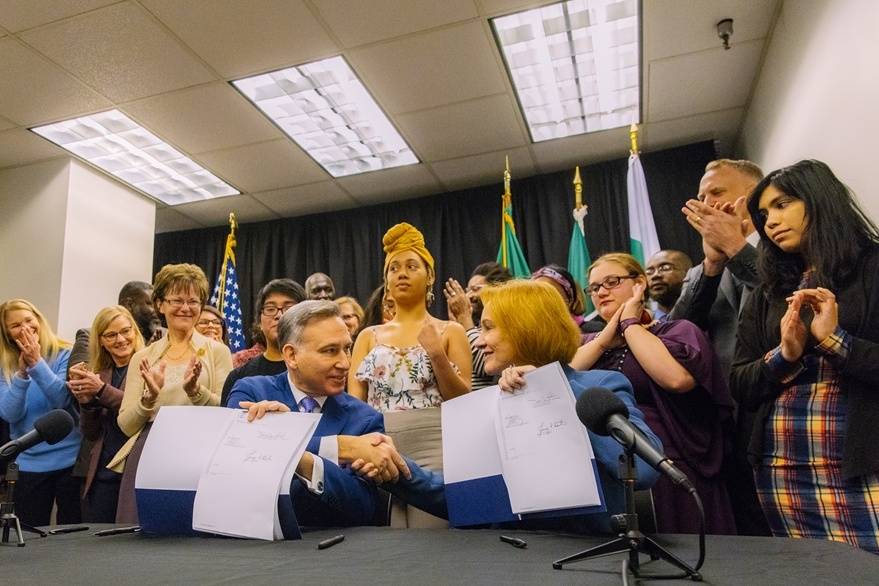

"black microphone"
[576, 387, 694, 492]
[0, 409, 75, 464]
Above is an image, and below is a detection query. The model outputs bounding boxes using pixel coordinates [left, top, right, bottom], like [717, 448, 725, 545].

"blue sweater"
[0, 349, 82, 473]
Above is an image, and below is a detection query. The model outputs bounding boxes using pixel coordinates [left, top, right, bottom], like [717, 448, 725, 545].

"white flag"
[626, 153, 661, 265]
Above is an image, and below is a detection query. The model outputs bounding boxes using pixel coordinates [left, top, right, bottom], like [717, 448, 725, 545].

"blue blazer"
[387, 367, 663, 534]
[227, 373, 383, 527]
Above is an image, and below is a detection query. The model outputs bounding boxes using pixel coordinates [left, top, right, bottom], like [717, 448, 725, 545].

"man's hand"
[338, 433, 411, 483]
[683, 198, 749, 259]
[444, 278, 475, 330]
[239, 400, 291, 422]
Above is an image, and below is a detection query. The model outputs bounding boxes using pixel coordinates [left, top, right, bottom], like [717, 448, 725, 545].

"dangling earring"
[426, 290, 435, 306]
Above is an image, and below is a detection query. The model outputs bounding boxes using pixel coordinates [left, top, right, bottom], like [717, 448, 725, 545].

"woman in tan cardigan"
[114, 263, 232, 523]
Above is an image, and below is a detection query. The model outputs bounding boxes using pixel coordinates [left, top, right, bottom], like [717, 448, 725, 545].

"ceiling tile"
[430, 146, 536, 191]
[647, 40, 764, 121]
[530, 125, 631, 172]
[173, 194, 279, 227]
[0, 115, 17, 131]
[0, 128, 68, 168]
[196, 139, 328, 193]
[642, 107, 744, 156]
[20, 2, 215, 102]
[121, 82, 282, 154]
[336, 163, 441, 204]
[477, 0, 559, 16]
[644, 0, 778, 61]
[396, 94, 527, 161]
[347, 20, 507, 114]
[154, 207, 204, 233]
[141, 0, 338, 78]
[251, 181, 359, 217]
[0, 37, 111, 126]
[314, 0, 478, 47]
[0, 0, 119, 32]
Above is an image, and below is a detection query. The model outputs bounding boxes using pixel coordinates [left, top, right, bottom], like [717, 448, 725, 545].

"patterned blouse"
[355, 343, 443, 413]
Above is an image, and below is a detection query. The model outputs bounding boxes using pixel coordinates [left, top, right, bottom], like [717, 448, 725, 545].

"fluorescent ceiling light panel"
[31, 110, 238, 205]
[232, 56, 418, 178]
[492, 0, 640, 142]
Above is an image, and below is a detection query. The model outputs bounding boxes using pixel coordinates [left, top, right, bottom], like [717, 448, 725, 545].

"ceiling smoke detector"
[717, 18, 734, 50]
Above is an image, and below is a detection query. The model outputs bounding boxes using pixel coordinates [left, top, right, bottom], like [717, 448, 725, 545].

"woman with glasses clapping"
[571, 253, 737, 536]
[114, 263, 232, 523]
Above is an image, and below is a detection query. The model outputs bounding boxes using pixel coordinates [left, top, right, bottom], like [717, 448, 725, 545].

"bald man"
[305, 273, 335, 301]
[645, 250, 692, 319]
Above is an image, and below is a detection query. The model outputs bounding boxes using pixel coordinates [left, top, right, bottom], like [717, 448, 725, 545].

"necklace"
[164, 343, 191, 361]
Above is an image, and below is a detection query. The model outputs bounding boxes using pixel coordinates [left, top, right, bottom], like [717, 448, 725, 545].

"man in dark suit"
[227, 300, 403, 527]
[672, 158, 770, 536]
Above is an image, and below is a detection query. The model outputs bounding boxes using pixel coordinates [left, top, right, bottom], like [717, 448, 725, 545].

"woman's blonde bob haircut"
[152, 263, 210, 308]
[0, 299, 69, 380]
[89, 305, 145, 372]
[480, 280, 580, 367]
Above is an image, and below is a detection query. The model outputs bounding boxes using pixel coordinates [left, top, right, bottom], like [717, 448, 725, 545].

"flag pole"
[217, 212, 236, 310]
[629, 123, 639, 155]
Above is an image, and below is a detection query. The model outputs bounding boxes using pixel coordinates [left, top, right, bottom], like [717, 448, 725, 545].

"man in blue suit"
[227, 300, 399, 527]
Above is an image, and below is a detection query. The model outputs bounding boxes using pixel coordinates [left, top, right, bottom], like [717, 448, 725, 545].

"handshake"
[240, 400, 411, 484]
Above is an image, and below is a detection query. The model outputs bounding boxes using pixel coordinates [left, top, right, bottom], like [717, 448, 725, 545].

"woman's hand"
[15, 327, 41, 368]
[182, 355, 203, 398]
[68, 366, 104, 404]
[594, 305, 624, 351]
[789, 287, 839, 342]
[498, 365, 537, 393]
[444, 278, 474, 329]
[620, 281, 647, 321]
[140, 360, 166, 404]
[417, 320, 445, 358]
[780, 295, 807, 362]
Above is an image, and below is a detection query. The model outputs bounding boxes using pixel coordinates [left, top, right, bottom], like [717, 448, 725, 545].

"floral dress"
[355, 343, 443, 413]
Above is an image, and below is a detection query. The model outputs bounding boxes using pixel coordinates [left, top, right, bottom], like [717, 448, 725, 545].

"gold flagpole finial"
[229, 212, 238, 236]
[573, 166, 583, 209]
[503, 155, 511, 196]
[629, 123, 639, 155]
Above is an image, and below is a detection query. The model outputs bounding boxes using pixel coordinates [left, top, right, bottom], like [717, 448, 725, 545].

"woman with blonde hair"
[67, 305, 144, 522]
[572, 252, 736, 534]
[0, 299, 81, 527]
[349, 223, 471, 526]
[335, 296, 365, 338]
[114, 263, 233, 522]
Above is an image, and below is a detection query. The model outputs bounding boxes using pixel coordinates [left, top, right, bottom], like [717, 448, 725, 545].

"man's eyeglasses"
[101, 326, 134, 341]
[586, 275, 637, 295]
[645, 263, 677, 277]
[261, 304, 296, 317]
[164, 298, 201, 309]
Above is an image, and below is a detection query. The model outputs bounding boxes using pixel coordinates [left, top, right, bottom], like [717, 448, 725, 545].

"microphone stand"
[1, 462, 48, 546]
[552, 452, 703, 582]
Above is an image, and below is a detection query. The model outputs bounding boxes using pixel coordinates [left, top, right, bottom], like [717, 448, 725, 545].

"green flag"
[567, 216, 593, 313]
[496, 195, 531, 278]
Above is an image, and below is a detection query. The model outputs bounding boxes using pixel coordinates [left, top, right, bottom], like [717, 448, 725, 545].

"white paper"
[135, 407, 234, 490]
[192, 411, 320, 541]
[441, 386, 502, 483]
[495, 362, 601, 513]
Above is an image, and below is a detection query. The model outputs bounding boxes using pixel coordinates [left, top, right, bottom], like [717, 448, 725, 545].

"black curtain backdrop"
[154, 140, 715, 339]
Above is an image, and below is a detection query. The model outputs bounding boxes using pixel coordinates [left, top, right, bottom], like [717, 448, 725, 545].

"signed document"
[193, 410, 320, 540]
[495, 362, 601, 514]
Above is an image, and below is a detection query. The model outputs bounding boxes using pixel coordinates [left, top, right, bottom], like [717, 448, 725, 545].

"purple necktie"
[299, 396, 319, 413]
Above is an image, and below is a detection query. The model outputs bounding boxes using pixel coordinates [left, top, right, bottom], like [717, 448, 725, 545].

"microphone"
[576, 387, 694, 492]
[0, 409, 75, 464]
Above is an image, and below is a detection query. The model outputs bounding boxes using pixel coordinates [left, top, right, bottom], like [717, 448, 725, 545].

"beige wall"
[0, 158, 70, 327]
[0, 158, 156, 339]
[740, 0, 879, 219]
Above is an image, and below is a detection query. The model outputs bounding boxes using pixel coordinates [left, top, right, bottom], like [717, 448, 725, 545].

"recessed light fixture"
[232, 56, 418, 178]
[491, 0, 641, 142]
[31, 109, 239, 205]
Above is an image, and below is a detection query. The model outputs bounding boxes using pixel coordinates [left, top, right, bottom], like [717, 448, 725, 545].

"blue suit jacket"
[387, 367, 663, 534]
[227, 373, 383, 527]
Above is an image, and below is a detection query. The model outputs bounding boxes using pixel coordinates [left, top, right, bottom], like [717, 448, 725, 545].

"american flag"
[209, 215, 247, 351]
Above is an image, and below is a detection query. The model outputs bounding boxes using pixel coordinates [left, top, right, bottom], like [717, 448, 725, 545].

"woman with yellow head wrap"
[349, 222, 471, 527]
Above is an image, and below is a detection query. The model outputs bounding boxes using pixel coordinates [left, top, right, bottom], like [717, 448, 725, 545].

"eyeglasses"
[163, 298, 201, 309]
[586, 275, 637, 295]
[196, 318, 223, 328]
[645, 263, 677, 277]
[101, 326, 134, 341]
[261, 303, 296, 317]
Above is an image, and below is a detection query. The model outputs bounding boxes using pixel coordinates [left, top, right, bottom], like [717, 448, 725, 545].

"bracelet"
[618, 318, 642, 335]
[95, 383, 107, 400]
